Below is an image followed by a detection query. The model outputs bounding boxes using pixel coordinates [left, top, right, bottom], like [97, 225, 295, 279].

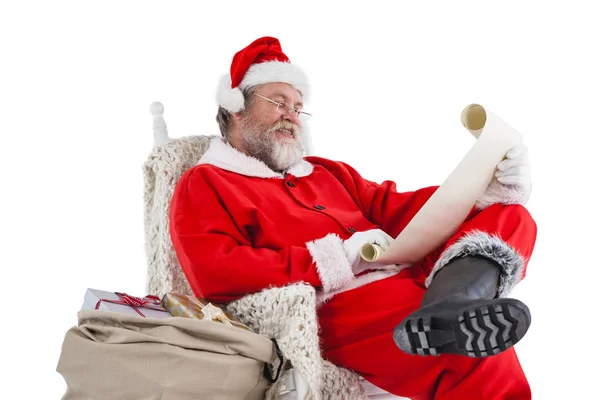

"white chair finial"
[150, 102, 169, 146]
[149, 101, 164, 116]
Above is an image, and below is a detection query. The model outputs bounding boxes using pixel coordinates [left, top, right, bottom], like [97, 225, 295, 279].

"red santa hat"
[216, 37, 310, 112]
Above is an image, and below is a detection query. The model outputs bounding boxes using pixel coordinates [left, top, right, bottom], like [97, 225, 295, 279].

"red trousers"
[317, 205, 537, 400]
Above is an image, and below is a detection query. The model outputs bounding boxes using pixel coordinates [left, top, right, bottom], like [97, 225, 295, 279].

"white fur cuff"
[426, 230, 526, 298]
[306, 234, 354, 293]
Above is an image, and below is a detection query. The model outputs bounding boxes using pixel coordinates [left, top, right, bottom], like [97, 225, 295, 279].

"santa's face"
[238, 83, 305, 171]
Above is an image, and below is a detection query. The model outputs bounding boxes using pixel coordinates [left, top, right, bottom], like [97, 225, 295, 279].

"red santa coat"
[170, 137, 534, 301]
[172, 138, 451, 302]
[170, 137, 537, 398]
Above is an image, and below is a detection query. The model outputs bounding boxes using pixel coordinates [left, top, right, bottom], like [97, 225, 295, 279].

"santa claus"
[170, 36, 536, 399]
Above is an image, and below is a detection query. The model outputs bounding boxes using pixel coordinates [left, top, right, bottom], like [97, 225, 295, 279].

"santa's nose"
[282, 112, 300, 126]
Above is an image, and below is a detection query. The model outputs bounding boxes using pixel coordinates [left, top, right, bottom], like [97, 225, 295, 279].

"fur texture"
[241, 61, 310, 101]
[199, 137, 314, 178]
[227, 284, 324, 399]
[144, 135, 216, 298]
[143, 135, 367, 399]
[425, 230, 526, 298]
[226, 283, 369, 400]
[217, 61, 310, 113]
[306, 234, 354, 293]
[216, 74, 246, 113]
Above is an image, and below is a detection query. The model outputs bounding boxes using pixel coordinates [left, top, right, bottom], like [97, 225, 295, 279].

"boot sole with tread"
[393, 298, 531, 358]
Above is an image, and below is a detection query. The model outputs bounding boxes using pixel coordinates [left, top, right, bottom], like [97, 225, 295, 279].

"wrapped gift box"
[162, 292, 253, 331]
[82, 288, 171, 319]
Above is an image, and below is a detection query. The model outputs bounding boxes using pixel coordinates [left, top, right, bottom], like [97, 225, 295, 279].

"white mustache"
[268, 121, 300, 137]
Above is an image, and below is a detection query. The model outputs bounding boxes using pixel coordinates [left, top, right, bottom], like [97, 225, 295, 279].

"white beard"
[240, 118, 305, 172]
[268, 138, 304, 171]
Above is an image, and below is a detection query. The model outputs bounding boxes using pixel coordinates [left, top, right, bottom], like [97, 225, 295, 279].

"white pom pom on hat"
[216, 74, 246, 113]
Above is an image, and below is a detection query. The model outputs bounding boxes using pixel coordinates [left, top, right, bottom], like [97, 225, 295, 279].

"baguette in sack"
[162, 292, 253, 332]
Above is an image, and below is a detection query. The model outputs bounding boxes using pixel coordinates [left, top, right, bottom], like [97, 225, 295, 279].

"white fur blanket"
[142, 135, 365, 399]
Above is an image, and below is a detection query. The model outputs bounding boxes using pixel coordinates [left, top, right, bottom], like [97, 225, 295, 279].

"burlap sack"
[56, 310, 275, 400]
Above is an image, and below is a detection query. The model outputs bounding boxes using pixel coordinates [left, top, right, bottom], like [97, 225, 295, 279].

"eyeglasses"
[253, 93, 312, 120]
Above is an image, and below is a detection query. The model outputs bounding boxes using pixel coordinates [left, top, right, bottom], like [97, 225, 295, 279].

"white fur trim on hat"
[241, 61, 310, 100]
[216, 74, 245, 112]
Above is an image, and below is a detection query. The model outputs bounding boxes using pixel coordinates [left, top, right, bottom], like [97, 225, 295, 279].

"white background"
[1, 1, 597, 398]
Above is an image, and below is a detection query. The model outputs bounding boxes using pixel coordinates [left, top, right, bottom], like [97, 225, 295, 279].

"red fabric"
[318, 204, 536, 399]
[170, 157, 448, 302]
[230, 37, 289, 88]
[169, 154, 537, 398]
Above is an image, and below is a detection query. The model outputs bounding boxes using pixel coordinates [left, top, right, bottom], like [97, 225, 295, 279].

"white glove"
[343, 229, 396, 275]
[476, 143, 532, 210]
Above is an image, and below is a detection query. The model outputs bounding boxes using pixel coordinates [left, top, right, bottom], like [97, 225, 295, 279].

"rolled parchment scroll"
[360, 104, 523, 264]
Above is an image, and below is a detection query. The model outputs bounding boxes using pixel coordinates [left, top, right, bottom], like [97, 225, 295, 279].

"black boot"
[393, 256, 531, 358]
